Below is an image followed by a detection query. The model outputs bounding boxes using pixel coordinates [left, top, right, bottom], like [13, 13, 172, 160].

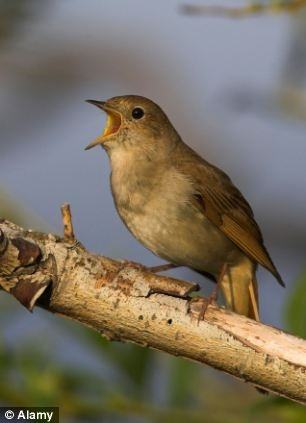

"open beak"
[85, 99, 122, 150]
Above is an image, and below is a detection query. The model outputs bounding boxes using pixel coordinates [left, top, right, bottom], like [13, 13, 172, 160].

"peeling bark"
[0, 217, 305, 404]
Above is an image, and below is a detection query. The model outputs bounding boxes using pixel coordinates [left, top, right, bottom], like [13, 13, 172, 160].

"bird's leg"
[148, 263, 180, 273]
[189, 263, 228, 322]
[208, 262, 228, 303]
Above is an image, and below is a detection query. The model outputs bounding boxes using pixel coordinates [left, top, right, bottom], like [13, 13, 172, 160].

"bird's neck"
[108, 146, 167, 210]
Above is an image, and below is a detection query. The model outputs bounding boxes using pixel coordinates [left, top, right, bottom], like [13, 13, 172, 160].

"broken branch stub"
[0, 222, 53, 311]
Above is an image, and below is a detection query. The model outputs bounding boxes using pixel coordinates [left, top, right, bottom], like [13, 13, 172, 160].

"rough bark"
[0, 216, 305, 404]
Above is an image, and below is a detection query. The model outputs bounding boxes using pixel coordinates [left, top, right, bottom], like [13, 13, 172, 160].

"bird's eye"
[132, 107, 144, 120]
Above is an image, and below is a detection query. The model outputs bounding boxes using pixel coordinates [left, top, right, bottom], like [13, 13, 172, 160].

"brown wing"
[174, 144, 284, 286]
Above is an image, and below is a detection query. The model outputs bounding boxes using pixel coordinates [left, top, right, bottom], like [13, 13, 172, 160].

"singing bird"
[85, 95, 284, 321]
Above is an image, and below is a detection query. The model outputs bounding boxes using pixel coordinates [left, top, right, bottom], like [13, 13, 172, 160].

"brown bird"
[85, 95, 284, 321]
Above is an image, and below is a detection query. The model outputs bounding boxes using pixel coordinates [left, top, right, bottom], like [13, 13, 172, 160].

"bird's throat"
[103, 111, 121, 138]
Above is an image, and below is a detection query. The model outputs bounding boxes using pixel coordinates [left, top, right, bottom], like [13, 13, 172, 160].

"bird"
[85, 95, 284, 321]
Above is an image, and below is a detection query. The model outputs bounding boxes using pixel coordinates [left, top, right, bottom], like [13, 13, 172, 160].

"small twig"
[60, 203, 75, 243]
[181, 1, 306, 17]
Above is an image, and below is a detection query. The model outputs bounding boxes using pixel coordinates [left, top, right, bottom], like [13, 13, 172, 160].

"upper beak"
[85, 99, 122, 150]
[86, 99, 106, 109]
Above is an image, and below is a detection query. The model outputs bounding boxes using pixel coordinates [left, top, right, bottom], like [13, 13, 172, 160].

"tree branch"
[181, 1, 306, 17]
[0, 212, 305, 404]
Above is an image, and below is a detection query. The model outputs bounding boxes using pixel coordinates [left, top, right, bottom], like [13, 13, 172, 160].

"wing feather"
[174, 144, 284, 286]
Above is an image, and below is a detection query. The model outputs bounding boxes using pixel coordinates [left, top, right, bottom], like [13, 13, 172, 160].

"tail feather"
[248, 276, 260, 321]
[220, 260, 260, 321]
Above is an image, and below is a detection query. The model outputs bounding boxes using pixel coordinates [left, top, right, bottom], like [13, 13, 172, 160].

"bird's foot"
[188, 264, 228, 323]
[189, 295, 216, 323]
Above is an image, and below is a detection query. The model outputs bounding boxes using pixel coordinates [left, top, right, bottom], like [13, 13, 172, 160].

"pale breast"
[110, 155, 241, 276]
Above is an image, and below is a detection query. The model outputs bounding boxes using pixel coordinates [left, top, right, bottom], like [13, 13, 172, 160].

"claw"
[189, 296, 214, 323]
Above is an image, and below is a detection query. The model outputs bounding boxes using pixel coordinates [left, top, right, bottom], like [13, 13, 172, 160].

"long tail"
[220, 260, 260, 321]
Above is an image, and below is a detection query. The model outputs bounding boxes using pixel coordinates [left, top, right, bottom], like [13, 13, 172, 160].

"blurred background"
[1, 1, 306, 421]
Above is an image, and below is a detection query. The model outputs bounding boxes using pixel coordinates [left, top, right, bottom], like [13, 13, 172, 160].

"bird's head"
[85, 95, 177, 153]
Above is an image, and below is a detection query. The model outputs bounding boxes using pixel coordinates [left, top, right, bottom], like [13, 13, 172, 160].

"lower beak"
[84, 134, 105, 151]
[85, 99, 122, 150]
